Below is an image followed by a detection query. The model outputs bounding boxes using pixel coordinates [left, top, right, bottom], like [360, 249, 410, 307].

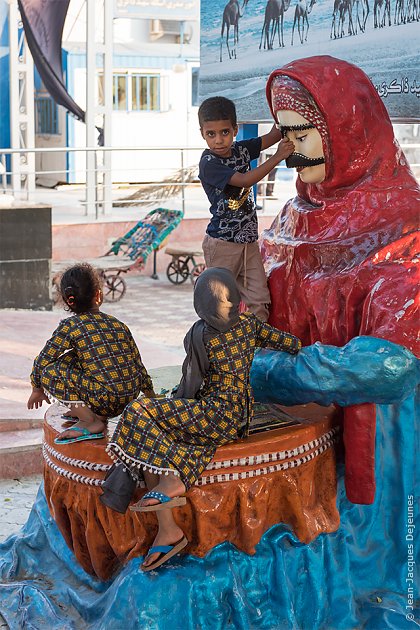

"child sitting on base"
[102, 268, 301, 572]
[198, 96, 294, 322]
[27, 263, 155, 444]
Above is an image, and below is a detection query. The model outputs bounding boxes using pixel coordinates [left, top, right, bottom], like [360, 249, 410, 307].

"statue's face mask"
[275, 111, 326, 184]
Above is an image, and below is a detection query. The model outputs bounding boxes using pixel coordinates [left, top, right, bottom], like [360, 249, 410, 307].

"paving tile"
[0, 475, 42, 543]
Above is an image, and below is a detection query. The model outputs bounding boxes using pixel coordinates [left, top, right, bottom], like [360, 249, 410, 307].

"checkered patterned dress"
[107, 313, 301, 489]
[30, 312, 153, 416]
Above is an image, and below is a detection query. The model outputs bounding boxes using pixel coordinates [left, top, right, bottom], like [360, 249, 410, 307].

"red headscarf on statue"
[262, 56, 419, 504]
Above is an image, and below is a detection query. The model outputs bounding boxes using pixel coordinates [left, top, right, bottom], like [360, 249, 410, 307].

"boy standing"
[198, 96, 294, 321]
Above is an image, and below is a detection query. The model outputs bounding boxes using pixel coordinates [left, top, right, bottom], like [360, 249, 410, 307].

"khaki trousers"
[202, 234, 271, 322]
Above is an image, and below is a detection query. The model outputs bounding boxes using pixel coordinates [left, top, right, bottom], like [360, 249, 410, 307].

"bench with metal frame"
[52, 207, 184, 302]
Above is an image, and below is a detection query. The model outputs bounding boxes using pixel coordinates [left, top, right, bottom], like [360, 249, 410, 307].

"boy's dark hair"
[60, 263, 102, 314]
[198, 96, 237, 128]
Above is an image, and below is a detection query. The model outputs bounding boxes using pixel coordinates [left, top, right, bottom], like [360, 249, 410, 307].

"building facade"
[0, 0, 201, 185]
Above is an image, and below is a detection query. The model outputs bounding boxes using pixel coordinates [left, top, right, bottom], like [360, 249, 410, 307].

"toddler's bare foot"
[61, 409, 79, 427]
[62, 409, 77, 418]
[94, 413, 108, 423]
[61, 419, 78, 428]
[56, 418, 106, 441]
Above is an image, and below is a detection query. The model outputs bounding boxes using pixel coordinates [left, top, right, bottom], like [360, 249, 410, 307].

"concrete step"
[0, 366, 182, 479]
[0, 417, 43, 432]
[0, 422, 43, 479]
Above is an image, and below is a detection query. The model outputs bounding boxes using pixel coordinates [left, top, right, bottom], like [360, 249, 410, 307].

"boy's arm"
[260, 124, 283, 151]
[229, 138, 294, 189]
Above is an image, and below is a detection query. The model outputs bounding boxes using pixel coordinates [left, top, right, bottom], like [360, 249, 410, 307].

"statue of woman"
[256, 55, 419, 504]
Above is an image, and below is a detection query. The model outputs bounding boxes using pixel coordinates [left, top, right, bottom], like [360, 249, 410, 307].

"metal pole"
[181, 148, 185, 215]
[86, 0, 97, 216]
[0, 154, 6, 191]
[94, 150, 99, 220]
[8, 0, 35, 199]
[103, 0, 113, 215]
[151, 250, 158, 280]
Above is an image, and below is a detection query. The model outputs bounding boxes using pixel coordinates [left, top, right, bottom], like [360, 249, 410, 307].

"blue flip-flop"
[141, 536, 188, 572]
[130, 490, 186, 512]
[54, 426, 105, 445]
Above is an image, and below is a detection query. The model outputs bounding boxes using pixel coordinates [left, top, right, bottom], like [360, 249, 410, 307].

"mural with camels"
[200, 0, 419, 120]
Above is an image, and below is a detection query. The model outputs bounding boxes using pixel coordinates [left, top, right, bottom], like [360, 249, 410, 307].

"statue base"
[43, 401, 341, 580]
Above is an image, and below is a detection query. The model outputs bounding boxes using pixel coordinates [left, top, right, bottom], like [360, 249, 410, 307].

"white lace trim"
[197, 437, 337, 485]
[42, 431, 338, 487]
[43, 388, 86, 408]
[43, 442, 110, 472]
[106, 442, 180, 478]
[43, 445, 102, 487]
[42, 444, 146, 487]
[206, 427, 339, 470]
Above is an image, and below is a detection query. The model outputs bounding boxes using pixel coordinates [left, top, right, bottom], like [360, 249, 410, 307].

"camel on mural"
[331, 0, 346, 38]
[347, 0, 370, 34]
[344, 0, 356, 33]
[330, 0, 368, 38]
[220, 0, 249, 61]
[354, 0, 370, 32]
[394, 0, 406, 22]
[259, 0, 293, 49]
[405, 0, 419, 21]
[291, 0, 317, 44]
[374, 0, 391, 26]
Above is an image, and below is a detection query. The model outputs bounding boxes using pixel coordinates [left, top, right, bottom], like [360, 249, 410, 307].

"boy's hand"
[274, 138, 295, 161]
[27, 387, 50, 409]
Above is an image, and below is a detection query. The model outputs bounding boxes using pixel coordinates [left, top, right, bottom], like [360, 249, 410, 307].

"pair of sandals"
[130, 490, 188, 572]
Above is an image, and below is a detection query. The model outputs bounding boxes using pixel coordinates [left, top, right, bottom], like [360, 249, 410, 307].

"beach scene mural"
[199, 0, 420, 121]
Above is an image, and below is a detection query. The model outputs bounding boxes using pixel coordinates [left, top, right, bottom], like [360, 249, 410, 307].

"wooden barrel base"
[43, 402, 341, 580]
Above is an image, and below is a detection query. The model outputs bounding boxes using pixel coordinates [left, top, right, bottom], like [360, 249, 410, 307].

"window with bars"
[113, 74, 128, 111]
[98, 72, 162, 112]
[35, 95, 59, 135]
[132, 74, 160, 111]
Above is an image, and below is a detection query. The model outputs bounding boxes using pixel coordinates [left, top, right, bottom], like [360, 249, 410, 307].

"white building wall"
[35, 0, 202, 184]
[69, 61, 202, 184]
[34, 106, 67, 187]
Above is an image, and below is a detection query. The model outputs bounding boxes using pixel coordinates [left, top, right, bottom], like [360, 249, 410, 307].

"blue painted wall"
[0, 0, 10, 152]
[237, 123, 259, 201]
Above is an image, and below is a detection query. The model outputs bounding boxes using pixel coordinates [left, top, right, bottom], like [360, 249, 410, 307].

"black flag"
[18, 0, 85, 122]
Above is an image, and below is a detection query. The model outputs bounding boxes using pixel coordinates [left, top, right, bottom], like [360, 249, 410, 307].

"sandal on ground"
[141, 536, 188, 572]
[54, 426, 105, 445]
[130, 490, 186, 512]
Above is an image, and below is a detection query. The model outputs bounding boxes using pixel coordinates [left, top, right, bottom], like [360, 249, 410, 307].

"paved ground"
[0, 474, 43, 544]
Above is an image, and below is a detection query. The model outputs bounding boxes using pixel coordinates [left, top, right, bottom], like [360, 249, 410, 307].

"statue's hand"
[251, 336, 419, 406]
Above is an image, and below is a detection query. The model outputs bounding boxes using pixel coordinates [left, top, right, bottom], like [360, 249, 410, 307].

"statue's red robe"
[262, 56, 419, 504]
